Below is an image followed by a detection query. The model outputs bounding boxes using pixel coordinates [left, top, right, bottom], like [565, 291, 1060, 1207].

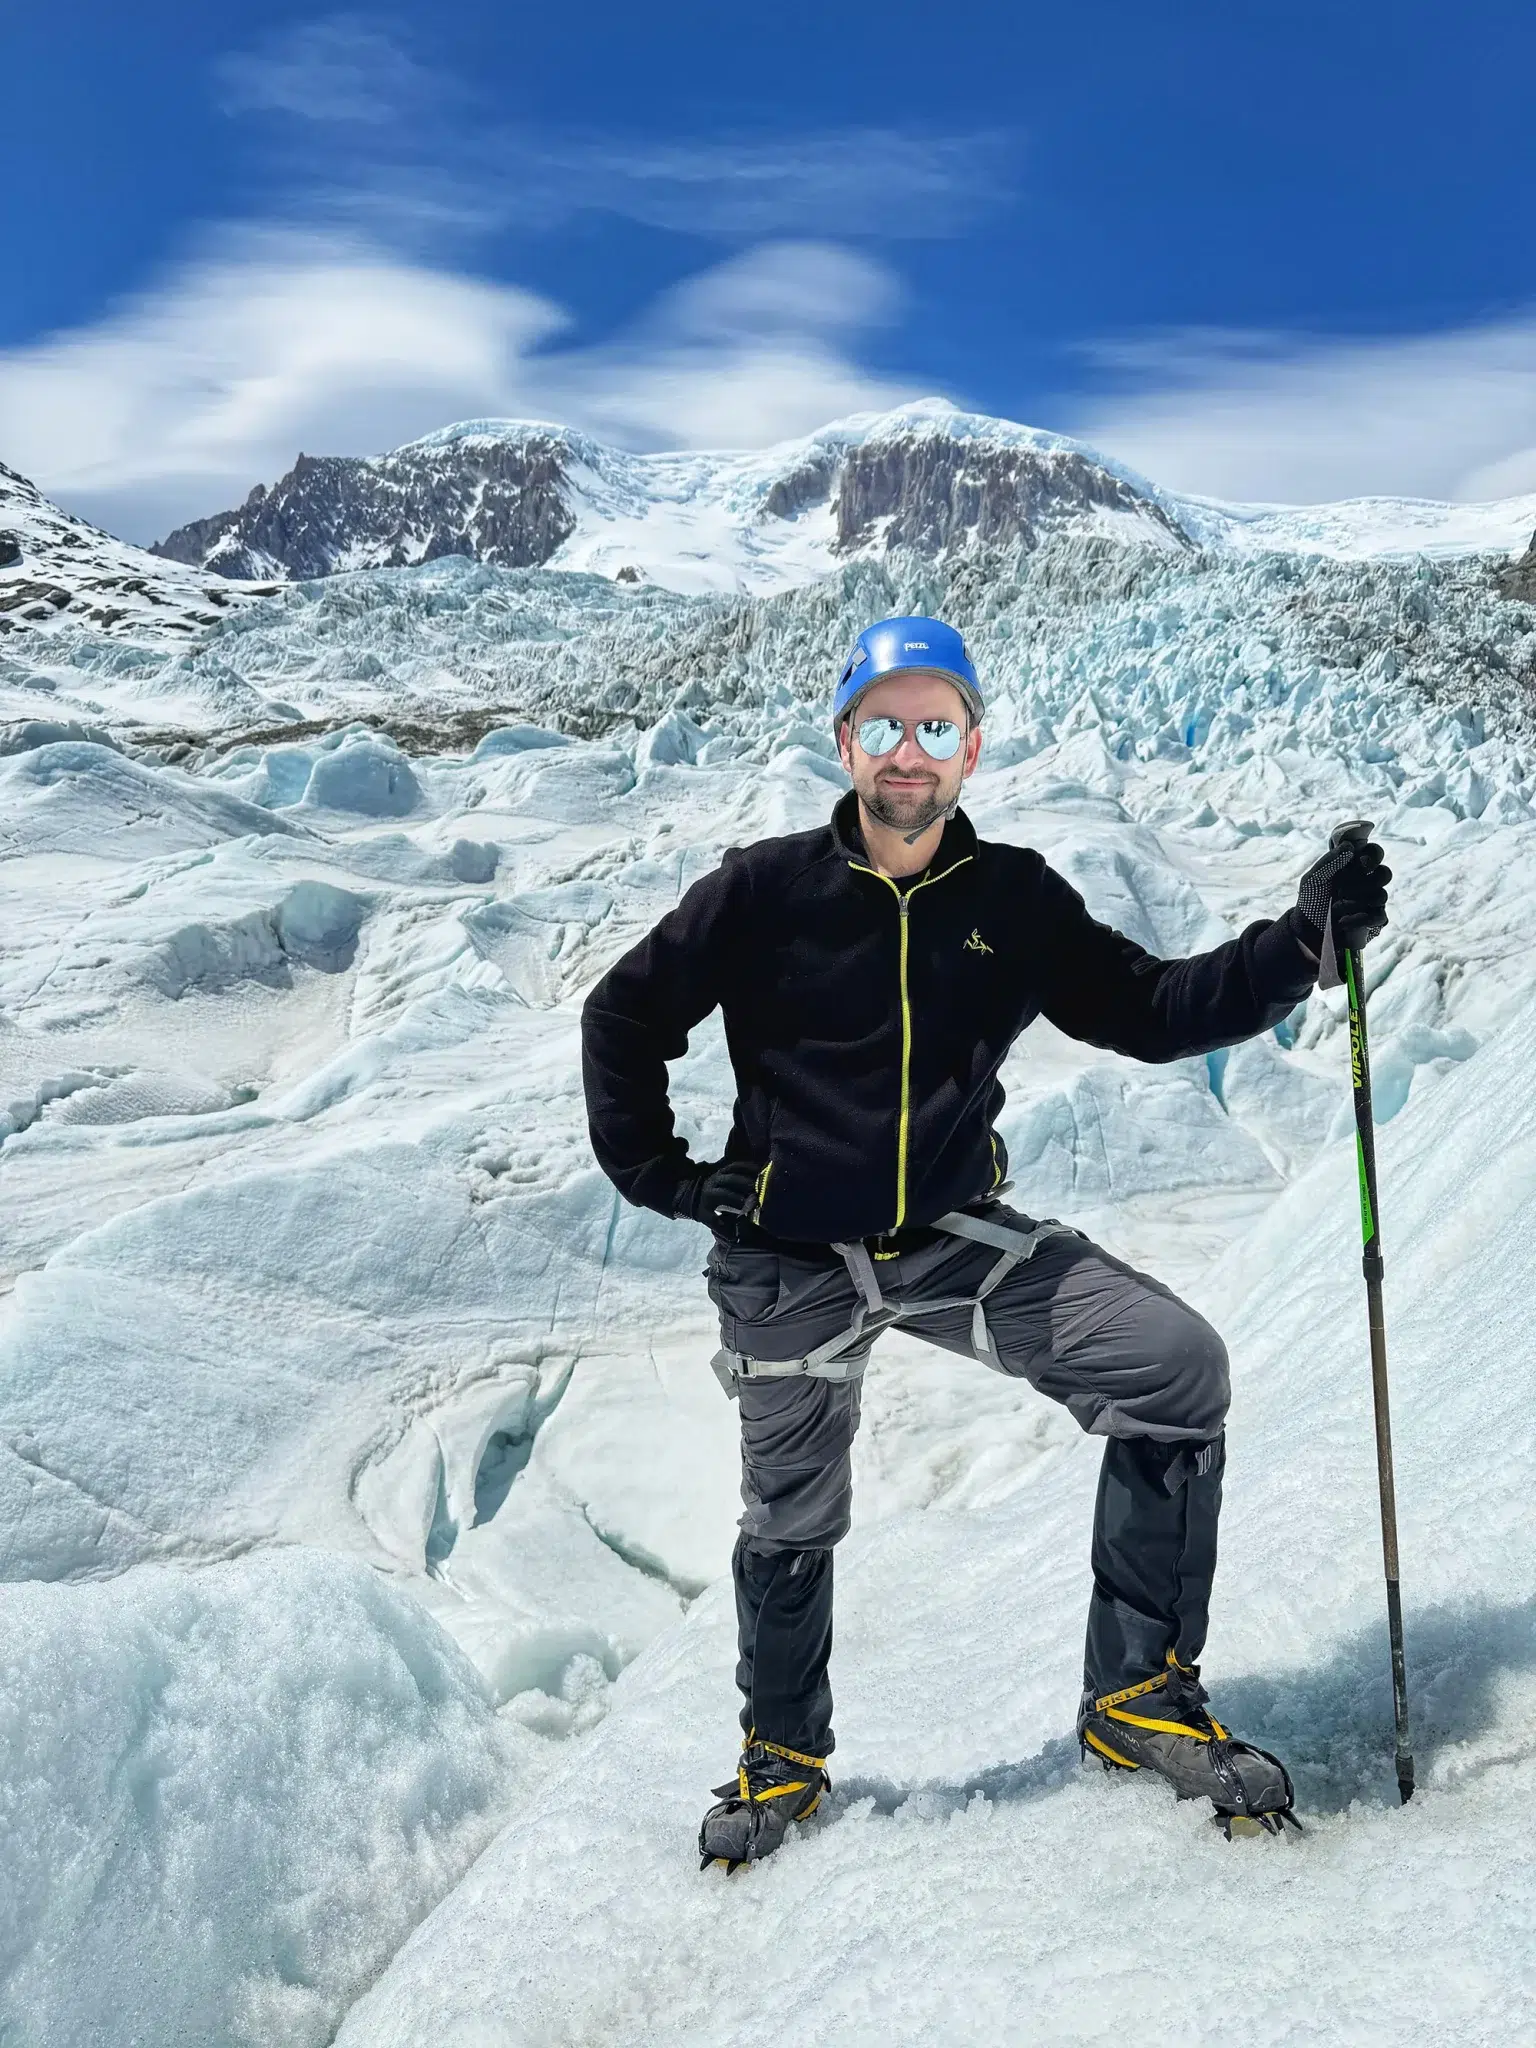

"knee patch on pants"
[737, 1374, 860, 1550]
[1175, 1318, 1231, 1440]
[1076, 1305, 1231, 1443]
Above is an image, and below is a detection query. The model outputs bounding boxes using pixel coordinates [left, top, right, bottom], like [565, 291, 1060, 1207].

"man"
[581, 614, 1389, 1869]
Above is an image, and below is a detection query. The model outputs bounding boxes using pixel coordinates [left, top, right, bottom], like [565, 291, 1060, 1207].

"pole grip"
[1330, 819, 1375, 851]
[1317, 820, 1375, 988]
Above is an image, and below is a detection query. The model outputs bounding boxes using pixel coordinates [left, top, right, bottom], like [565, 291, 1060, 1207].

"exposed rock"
[0, 532, 21, 567]
[761, 449, 841, 523]
[832, 436, 1190, 556]
[1495, 528, 1536, 602]
[0, 581, 71, 613]
[154, 436, 578, 581]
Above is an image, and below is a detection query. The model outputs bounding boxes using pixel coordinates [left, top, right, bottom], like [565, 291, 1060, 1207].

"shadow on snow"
[835, 1594, 1536, 1820]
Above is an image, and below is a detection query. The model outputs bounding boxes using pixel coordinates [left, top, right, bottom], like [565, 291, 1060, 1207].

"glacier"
[1, 419, 1535, 2043]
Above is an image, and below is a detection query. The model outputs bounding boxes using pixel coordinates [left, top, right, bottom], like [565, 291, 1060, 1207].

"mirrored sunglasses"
[855, 715, 964, 762]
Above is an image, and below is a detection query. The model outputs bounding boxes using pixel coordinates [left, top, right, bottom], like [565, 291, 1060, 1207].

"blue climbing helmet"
[832, 615, 983, 729]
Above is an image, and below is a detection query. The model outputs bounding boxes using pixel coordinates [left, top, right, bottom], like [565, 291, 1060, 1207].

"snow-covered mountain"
[0, 460, 276, 644]
[150, 398, 1536, 598]
[151, 402, 1191, 594]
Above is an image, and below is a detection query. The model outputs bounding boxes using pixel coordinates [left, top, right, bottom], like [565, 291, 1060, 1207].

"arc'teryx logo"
[963, 929, 993, 954]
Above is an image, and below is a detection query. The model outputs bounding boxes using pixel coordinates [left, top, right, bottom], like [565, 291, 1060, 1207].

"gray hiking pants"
[707, 1205, 1229, 1756]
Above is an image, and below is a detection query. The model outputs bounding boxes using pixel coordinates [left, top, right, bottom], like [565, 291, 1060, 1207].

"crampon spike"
[1213, 1808, 1302, 1841]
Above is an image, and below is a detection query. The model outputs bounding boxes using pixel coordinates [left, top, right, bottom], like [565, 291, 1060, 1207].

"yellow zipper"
[848, 856, 974, 1229]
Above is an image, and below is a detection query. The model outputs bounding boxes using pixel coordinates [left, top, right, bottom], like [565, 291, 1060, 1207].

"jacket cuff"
[622, 1157, 698, 1220]
[1253, 909, 1322, 995]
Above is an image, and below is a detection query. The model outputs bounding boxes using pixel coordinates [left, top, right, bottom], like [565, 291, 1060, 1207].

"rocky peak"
[153, 433, 577, 582]
[828, 431, 1189, 556]
[1495, 527, 1536, 603]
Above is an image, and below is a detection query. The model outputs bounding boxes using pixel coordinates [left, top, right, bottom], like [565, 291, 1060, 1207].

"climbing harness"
[710, 1202, 1077, 1397]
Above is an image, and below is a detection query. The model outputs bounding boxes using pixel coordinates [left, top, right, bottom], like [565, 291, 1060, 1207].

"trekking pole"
[1328, 820, 1414, 1805]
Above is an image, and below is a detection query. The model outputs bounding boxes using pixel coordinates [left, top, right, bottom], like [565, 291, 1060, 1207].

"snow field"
[0, 529, 1534, 2039]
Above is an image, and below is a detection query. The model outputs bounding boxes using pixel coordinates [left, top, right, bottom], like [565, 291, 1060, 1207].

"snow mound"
[0, 1547, 525, 2048]
[46, 1068, 234, 1125]
[0, 741, 302, 860]
[303, 735, 423, 816]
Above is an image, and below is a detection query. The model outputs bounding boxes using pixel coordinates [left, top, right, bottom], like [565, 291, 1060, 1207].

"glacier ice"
[2, 485, 1536, 2041]
[0, 1547, 530, 2048]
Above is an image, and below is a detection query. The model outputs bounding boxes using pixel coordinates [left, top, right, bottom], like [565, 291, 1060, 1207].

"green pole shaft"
[1343, 943, 1415, 1804]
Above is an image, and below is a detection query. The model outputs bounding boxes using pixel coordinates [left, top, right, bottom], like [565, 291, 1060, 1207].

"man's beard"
[863, 775, 952, 835]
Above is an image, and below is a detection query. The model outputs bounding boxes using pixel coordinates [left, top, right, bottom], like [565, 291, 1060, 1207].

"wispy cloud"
[1072, 317, 1536, 505]
[218, 14, 1019, 245]
[215, 14, 444, 126]
[473, 129, 1019, 241]
[0, 233, 921, 542]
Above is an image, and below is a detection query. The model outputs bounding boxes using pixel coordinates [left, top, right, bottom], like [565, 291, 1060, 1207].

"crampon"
[1078, 1652, 1301, 1840]
[698, 1738, 829, 1874]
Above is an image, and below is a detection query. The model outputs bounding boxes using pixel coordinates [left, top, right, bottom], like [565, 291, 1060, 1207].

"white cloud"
[0, 233, 922, 542]
[1071, 316, 1536, 506]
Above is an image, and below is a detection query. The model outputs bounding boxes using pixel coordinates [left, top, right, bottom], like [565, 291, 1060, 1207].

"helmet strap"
[902, 796, 960, 846]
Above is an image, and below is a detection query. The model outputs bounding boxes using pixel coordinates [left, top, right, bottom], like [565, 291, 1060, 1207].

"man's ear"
[962, 723, 983, 779]
[836, 719, 854, 773]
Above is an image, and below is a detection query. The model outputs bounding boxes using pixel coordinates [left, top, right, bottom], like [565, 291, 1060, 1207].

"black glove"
[673, 1158, 763, 1226]
[1294, 836, 1392, 953]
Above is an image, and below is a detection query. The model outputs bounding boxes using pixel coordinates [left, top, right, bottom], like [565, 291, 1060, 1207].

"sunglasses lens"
[856, 716, 904, 757]
[915, 720, 962, 761]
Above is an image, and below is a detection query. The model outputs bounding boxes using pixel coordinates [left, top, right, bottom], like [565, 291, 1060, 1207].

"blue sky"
[7, 1, 1536, 539]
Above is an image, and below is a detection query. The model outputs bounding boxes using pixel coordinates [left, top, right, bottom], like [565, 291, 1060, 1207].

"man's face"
[837, 672, 982, 836]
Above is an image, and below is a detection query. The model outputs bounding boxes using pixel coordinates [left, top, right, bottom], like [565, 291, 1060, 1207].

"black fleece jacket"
[581, 793, 1319, 1245]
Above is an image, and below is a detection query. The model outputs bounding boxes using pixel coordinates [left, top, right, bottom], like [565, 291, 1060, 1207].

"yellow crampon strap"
[1090, 1651, 1229, 1744]
[1091, 1671, 1170, 1713]
[739, 1775, 817, 1803]
[737, 1737, 827, 1804]
[756, 1740, 826, 1770]
[1103, 1710, 1226, 1743]
[1082, 1726, 1141, 1770]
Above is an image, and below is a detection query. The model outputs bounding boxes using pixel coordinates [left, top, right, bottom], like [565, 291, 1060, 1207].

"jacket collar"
[831, 789, 978, 878]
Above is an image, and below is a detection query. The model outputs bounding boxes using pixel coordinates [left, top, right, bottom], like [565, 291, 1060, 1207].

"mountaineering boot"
[1078, 1652, 1300, 1837]
[699, 1738, 829, 1873]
